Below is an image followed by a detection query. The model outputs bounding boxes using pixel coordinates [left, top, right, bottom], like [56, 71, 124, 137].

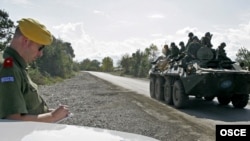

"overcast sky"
[1, 0, 250, 65]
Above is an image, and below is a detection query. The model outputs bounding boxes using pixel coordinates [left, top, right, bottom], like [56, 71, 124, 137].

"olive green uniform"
[0, 47, 49, 119]
[169, 45, 180, 59]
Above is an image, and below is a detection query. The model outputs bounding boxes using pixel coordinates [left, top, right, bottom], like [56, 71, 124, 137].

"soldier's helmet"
[170, 42, 176, 47]
[220, 42, 226, 47]
[188, 32, 194, 37]
[179, 41, 184, 46]
[205, 32, 212, 37]
[164, 44, 168, 48]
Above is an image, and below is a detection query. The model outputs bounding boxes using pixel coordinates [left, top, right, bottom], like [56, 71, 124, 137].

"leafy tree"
[89, 59, 101, 71]
[146, 44, 158, 61]
[101, 57, 113, 72]
[236, 47, 250, 69]
[143, 45, 158, 70]
[36, 38, 75, 78]
[80, 58, 91, 70]
[120, 53, 131, 73]
[0, 9, 15, 50]
[79, 58, 101, 71]
[64, 42, 75, 58]
[138, 47, 153, 77]
[117, 44, 159, 78]
[131, 50, 143, 77]
[72, 61, 80, 72]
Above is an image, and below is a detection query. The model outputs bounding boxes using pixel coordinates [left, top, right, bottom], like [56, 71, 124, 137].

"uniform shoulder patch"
[1, 76, 15, 83]
[3, 57, 13, 68]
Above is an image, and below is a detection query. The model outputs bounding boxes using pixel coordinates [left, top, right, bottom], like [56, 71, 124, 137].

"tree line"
[1, 9, 250, 84]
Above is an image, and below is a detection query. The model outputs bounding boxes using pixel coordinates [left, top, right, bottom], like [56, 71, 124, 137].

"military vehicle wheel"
[164, 78, 173, 105]
[155, 77, 164, 101]
[204, 96, 214, 101]
[217, 96, 231, 105]
[149, 76, 156, 98]
[173, 80, 188, 108]
[231, 94, 249, 108]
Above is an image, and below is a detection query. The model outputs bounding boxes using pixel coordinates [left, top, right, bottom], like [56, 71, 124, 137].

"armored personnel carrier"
[149, 46, 250, 109]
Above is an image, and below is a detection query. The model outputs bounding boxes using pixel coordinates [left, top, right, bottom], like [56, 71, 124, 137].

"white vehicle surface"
[0, 119, 159, 141]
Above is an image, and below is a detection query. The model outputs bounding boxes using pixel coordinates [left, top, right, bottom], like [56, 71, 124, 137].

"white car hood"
[0, 120, 159, 141]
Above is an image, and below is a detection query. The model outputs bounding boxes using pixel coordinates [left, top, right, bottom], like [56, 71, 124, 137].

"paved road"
[87, 71, 150, 96]
[88, 71, 250, 125]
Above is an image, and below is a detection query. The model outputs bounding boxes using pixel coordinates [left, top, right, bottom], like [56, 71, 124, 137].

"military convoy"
[149, 41, 250, 109]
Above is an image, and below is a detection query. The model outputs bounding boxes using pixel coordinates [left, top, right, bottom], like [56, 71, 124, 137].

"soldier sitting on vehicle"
[215, 42, 231, 61]
[215, 42, 235, 69]
[177, 41, 187, 60]
[200, 32, 217, 59]
[196, 45, 214, 66]
[151, 44, 170, 64]
[186, 36, 201, 60]
[153, 44, 171, 71]
[179, 41, 186, 54]
[181, 36, 202, 69]
[186, 32, 194, 47]
[169, 42, 180, 60]
[201, 32, 213, 48]
[162, 44, 171, 57]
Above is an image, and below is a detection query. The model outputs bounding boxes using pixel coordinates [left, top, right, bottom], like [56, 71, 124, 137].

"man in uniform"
[186, 32, 194, 47]
[201, 32, 213, 48]
[0, 18, 70, 122]
[179, 41, 186, 54]
[215, 42, 231, 61]
[186, 36, 201, 60]
[152, 44, 171, 71]
[162, 44, 171, 57]
[169, 42, 180, 59]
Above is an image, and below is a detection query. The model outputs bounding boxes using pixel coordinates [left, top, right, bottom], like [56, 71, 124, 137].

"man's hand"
[51, 105, 70, 122]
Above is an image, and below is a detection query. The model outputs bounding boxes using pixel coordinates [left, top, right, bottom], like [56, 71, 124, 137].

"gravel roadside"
[39, 72, 214, 141]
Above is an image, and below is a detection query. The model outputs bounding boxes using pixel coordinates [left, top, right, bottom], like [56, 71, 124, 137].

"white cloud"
[52, 22, 153, 65]
[216, 22, 250, 60]
[53, 23, 91, 42]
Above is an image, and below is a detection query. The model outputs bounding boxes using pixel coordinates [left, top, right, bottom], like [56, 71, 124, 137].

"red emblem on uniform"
[3, 57, 13, 68]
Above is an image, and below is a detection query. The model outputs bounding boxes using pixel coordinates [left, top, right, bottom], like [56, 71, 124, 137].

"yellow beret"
[17, 18, 53, 45]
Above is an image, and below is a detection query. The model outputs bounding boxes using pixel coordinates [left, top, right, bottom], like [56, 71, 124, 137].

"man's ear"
[20, 35, 28, 43]
[20, 35, 32, 49]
